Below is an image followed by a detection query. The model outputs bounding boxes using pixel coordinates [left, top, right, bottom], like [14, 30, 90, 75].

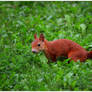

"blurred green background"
[0, 2, 92, 91]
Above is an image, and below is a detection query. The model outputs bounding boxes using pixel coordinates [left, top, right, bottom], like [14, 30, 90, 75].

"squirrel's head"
[31, 33, 45, 53]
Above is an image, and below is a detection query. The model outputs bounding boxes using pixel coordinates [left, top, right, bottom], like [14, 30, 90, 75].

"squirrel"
[31, 33, 92, 63]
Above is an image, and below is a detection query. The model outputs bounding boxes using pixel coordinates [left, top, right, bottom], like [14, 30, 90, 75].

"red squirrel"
[31, 33, 92, 63]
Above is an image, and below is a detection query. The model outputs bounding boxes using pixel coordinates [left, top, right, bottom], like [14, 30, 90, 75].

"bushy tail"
[87, 51, 92, 59]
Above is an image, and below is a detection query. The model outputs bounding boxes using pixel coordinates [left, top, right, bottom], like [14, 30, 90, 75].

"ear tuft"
[39, 33, 44, 41]
[34, 34, 37, 39]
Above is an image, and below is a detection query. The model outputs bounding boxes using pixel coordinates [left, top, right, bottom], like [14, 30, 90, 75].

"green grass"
[0, 2, 92, 91]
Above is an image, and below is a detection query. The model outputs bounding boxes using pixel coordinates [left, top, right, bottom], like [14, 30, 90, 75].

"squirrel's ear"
[39, 33, 44, 41]
[34, 34, 37, 39]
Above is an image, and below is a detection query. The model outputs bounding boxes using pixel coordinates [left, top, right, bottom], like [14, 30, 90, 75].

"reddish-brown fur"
[31, 33, 92, 63]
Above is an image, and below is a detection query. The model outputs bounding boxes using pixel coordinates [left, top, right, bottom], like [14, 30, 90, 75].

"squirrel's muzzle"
[32, 49, 38, 53]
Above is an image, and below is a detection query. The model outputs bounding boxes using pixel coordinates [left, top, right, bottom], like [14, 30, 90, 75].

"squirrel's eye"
[38, 44, 40, 46]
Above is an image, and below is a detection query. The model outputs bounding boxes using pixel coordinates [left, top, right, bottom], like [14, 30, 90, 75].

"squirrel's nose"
[32, 49, 37, 53]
